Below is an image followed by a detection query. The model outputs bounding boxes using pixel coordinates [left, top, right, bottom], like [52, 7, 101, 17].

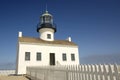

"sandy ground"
[0, 76, 29, 80]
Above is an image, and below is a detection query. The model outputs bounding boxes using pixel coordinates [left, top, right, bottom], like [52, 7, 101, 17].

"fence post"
[114, 64, 120, 80]
[87, 65, 90, 80]
[81, 65, 84, 80]
[78, 65, 81, 80]
[84, 65, 87, 80]
[108, 64, 113, 80]
[91, 65, 94, 80]
[76, 65, 79, 80]
[73, 65, 75, 80]
[98, 64, 102, 80]
[66, 66, 68, 80]
[103, 64, 108, 80]
[94, 65, 98, 80]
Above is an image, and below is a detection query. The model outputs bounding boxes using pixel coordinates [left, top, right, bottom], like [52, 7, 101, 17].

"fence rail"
[0, 70, 15, 76]
[27, 64, 120, 80]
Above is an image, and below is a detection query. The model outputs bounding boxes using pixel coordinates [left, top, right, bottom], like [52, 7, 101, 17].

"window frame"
[45, 16, 51, 23]
[25, 52, 30, 61]
[62, 53, 67, 61]
[71, 54, 75, 61]
[47, 34, 51, 39]
[36, 52, 42, 61]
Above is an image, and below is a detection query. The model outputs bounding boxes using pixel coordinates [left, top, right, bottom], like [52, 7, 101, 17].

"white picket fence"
[26, 64, 120, 80]
[0, 70, 15, 76]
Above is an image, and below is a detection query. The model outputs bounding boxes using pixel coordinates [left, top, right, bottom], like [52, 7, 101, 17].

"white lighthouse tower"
[37, 10, 56, 41]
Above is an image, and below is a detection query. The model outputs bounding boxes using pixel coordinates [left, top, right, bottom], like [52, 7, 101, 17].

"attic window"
[47, 34, 51, 39]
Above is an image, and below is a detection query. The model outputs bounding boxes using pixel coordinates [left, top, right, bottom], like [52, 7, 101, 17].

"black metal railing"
[36, 23, 57, 32]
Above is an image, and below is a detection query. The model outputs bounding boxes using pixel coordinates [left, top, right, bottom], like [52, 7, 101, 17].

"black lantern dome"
[37, 11, 57, 32]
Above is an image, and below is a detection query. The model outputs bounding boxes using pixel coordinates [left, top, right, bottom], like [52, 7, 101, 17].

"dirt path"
[0, 76, 29, 80]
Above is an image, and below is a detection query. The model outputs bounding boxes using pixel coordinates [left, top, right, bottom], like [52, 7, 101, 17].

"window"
[45, 16, 51, 23]
[25, 52, 30, 61]
[71, 54, 75, 61]
[62, 53, 67, 61]
[42, 16, 52, 23]
[36, 52, 41, 61]
[43, 16, 45, 22]
[47, 34, 51, 39]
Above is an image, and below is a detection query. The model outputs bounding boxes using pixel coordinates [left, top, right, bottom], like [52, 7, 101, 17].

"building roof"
[19, 37, 77, 46]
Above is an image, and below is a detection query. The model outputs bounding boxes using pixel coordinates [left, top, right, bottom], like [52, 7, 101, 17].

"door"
[50, 53, 55, 65]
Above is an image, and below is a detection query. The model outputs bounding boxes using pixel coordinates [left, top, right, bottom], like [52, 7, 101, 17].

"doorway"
[50, 53, 55, 65]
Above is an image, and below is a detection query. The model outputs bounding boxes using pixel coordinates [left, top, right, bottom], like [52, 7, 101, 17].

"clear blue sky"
[0, 0, 120, 69]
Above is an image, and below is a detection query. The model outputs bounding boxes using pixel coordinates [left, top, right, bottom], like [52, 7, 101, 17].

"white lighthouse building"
[16, 10, 80, 75]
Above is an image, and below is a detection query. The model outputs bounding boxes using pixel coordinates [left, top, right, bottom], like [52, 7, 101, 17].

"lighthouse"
[37, 10, 56, 41]
[16, 10, 79, 75]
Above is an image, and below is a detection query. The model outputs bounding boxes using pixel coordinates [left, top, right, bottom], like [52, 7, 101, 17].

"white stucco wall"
[39, 28, 54, 41]
[16, 42, 79, 74]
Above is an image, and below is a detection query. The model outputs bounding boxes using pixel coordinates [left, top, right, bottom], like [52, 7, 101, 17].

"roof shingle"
[19, 37, 77, 46]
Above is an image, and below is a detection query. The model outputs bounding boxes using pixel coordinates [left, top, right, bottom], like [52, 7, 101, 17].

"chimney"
[18, 31, 22, 37]
[67, 37, 71, 42]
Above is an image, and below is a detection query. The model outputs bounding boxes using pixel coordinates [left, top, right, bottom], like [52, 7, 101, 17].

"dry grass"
[0, 76, 29, 80]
